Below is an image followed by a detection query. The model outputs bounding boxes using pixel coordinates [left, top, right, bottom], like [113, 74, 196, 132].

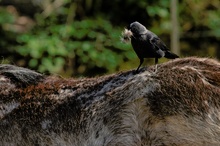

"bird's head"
[121, 21, 148, 43]
[128, 21, 148, 36]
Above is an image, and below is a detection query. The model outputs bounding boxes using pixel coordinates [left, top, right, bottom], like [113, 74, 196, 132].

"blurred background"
[0, 0, 219, 77]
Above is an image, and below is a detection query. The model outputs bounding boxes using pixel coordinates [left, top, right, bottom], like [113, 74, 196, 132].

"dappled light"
[0, 0, 219, 77]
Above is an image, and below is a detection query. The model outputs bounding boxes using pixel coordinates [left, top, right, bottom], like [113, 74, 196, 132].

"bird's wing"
[149, 36, 168, 51]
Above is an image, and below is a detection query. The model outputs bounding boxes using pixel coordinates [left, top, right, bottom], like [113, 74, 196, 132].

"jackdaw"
[122, 21, 179, 72]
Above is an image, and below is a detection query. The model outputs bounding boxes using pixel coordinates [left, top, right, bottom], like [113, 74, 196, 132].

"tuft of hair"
[121, 28, 133, 43]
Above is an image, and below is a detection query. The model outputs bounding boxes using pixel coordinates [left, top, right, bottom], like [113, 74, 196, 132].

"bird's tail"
[165, 51, 179, 59]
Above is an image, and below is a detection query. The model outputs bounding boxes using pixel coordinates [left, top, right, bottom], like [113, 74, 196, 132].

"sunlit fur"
[0, 57, 220, 145]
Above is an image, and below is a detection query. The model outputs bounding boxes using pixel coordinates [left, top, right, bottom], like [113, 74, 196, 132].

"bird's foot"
[133, 69, 140, 74]
[133, 67, 147, 74]
[153, 64, 158, 72]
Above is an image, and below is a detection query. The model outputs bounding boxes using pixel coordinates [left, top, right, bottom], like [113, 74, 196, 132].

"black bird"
[127, 21, 179, 72]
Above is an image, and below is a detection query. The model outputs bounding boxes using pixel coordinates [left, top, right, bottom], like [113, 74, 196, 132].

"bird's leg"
[155, 58, 158, 64]
[135, 58, 144, 73]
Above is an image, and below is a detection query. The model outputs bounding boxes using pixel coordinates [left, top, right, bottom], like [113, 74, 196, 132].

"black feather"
[128, 21, 179, 72]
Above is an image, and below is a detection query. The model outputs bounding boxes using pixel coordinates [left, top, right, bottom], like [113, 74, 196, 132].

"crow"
[122, 21, 179, 72]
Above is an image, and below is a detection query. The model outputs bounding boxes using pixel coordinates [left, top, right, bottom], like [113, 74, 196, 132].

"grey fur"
[0, 57, 220, 146]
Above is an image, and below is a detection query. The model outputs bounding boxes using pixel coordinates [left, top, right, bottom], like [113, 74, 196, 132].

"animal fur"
[0, 57, 220, 146]
[121, 28, 133, 43]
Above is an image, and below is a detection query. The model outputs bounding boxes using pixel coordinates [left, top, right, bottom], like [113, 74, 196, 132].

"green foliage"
[0, 8, 15, 24]
[16, 18, 133, 75]
[0, 0, 220, 76]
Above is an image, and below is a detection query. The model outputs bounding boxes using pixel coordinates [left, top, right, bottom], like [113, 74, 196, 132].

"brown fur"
[0, 57, 220, 146]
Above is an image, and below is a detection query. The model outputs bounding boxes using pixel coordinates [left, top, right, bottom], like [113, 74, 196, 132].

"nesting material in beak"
[121, 28, 133, 43]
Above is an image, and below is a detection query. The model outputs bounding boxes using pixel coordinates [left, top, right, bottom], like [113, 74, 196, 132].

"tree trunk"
[170, 0, 180, 56]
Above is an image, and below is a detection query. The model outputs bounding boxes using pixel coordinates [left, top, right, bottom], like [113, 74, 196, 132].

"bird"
[125, 21, 179, 72]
